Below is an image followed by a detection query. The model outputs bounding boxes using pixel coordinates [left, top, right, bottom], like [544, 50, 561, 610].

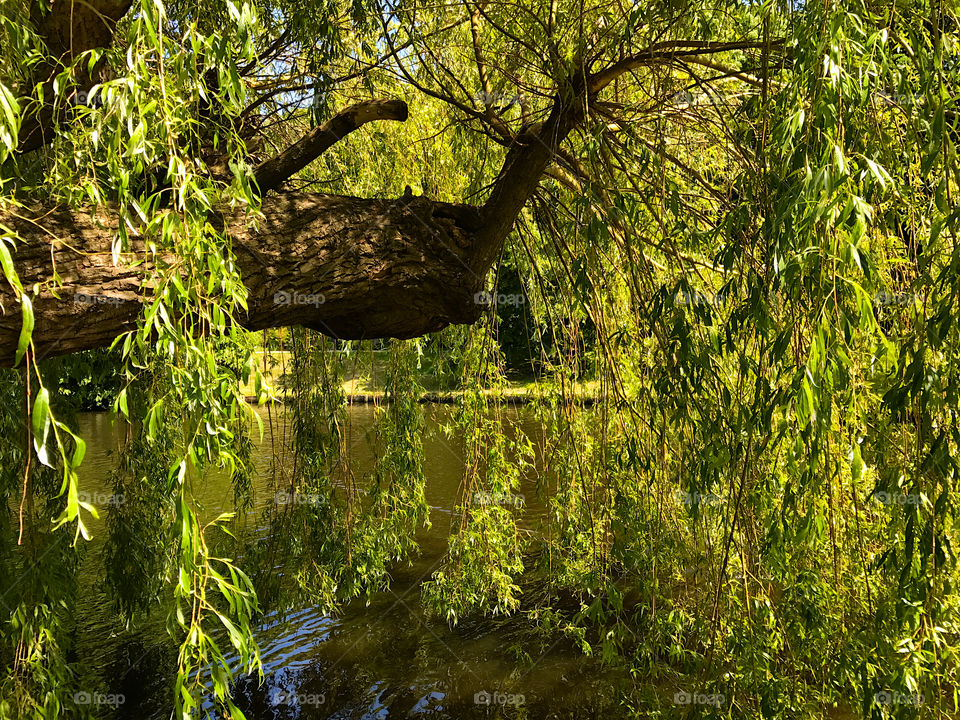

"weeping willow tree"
[1, 0, 959, 716]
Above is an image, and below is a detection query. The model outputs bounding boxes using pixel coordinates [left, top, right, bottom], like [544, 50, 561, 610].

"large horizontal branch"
[1, 80, 582, 365]
[253, 99, 409, 194]
[0, 193, 489, 366]
[6, 0, 776, 368]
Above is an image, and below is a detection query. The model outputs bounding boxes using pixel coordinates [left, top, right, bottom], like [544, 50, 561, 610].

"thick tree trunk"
[0, 192, 488, 366]
[2, 0, 603, 368]
[19, 0, 135, 153]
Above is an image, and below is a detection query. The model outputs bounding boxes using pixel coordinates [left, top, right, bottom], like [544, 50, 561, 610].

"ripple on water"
[68, 408, 629, 720]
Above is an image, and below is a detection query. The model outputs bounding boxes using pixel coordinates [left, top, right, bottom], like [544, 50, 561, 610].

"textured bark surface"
[29, 0, 133, 62]
[3, 0, 611, 366]
[0, 193, 487, 366]
[19, 0, 135, 153]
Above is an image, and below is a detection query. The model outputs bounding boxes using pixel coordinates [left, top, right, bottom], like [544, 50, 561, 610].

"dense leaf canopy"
[1, 0, 960, 716]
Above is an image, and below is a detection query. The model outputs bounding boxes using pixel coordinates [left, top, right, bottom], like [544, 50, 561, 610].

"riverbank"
[245, 390, 597, 405]
[242, 350, 598, 405]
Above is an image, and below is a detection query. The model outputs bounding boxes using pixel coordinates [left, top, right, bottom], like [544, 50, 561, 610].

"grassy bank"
[241, 350, 595, 403]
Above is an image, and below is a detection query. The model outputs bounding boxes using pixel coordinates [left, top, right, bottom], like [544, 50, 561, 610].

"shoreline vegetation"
[6, 0, 960, 715]
[242, 350, 599, 405]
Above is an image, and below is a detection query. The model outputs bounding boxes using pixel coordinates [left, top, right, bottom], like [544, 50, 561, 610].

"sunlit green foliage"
[2, 0, 960, 716]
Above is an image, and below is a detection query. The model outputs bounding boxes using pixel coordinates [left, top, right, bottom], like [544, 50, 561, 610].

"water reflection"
[68, 405, 625, 719]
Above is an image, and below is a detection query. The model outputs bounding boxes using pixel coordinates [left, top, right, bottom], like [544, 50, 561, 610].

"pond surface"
[66, 405, 632, 719]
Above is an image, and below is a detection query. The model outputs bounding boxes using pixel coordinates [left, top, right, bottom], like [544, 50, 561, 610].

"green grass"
[240, 350, 592, 402]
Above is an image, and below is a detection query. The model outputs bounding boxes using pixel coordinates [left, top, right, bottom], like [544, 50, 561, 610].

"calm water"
[66, 405, 631, 719]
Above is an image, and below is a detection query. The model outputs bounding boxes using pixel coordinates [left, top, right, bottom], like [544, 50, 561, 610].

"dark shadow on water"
[68, 405, 630, 720]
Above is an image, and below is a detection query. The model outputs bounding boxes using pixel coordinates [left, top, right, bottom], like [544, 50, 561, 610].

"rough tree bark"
[2, 58, 580, 367]
[0, 79, 578, 366]
[0, 0, 588, 367]
[2, 0, 772, 367]
[0, 193, 488, 365]
[19, 0, 135, 152]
